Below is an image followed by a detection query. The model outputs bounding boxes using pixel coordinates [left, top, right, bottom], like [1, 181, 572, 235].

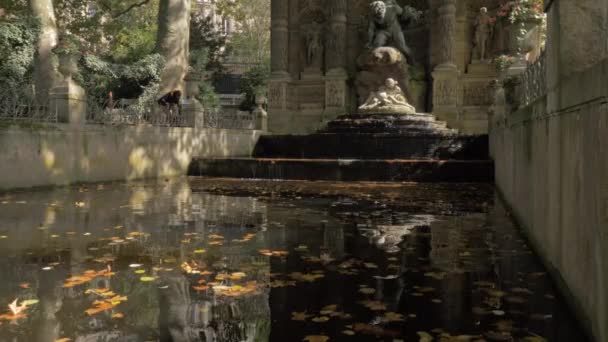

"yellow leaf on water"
[134, 270, 146, 274]
[291, 311, 311, 321]
[359, 287, 376, 295]
[312, 316, 330, 323]
[21, 299, 39, 307]
[194, 249, 206, 254]
[417, 331, 433, 342]
[342, 330, 355, 336]
[112, 312, 124, 319]
[140, 277, 156, 282]
[303, 335, 329, 342]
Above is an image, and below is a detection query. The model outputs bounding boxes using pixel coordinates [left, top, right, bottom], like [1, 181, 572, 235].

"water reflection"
[0, 179, 587, 341]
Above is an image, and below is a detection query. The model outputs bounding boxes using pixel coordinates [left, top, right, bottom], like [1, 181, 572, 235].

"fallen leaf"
[111, 313, 124, 319]
[359, 287, 376, 295]
[302, 335, 329, 342]
[291, 311, 311, 321]
[312, 316, 330, 323]
[140, 277, 156, 282]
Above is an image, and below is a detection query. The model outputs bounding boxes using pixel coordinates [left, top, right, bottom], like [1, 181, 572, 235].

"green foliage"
[190, 48, 220, 108]
[0, 17, 40, 94]
[77, 53, 165, 100]
[239, 62, 270, 111]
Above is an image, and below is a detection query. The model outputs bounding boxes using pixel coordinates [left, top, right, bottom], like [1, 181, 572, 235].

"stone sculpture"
[303, 21, 323, 68]
[367, 0, 417, 63]
[473, 7, 494, 61]
[359, 78, 416, 114]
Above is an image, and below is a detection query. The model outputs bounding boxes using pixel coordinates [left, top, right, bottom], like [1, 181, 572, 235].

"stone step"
[188, 158, 494, 183]
[253, 134, 489, 160]
[320, 113, 457, 135]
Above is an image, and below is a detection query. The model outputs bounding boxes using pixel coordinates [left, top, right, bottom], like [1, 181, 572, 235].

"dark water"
[0, 179, 587, 342]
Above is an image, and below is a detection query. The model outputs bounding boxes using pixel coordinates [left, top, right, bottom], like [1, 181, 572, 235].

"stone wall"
[489, 2, 608, 338]
[0, 124, 261, 190]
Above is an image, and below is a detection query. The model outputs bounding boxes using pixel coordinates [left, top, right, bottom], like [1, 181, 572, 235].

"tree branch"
[112, 0, 151, 18]
[98, 0, 152, 19]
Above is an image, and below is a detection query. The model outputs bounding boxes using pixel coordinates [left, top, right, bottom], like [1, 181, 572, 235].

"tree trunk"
[29, 0, 59, 103]
[156, 0, 191, 97]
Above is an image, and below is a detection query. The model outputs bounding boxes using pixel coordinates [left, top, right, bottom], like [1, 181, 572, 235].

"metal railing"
[516, 50, 547, 108]
[0, 90, 58, 123]
[203, 109, 257, 130]
[86, 97, 188, 127]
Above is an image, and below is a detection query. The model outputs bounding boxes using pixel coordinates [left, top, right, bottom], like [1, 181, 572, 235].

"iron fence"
[517, 50, 547, 107]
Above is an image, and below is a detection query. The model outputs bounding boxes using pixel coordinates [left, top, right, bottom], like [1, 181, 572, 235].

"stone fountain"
[189, 0, 493, 183]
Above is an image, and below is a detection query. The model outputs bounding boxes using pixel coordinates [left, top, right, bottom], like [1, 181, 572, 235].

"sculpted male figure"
[473, 7, 494, 61]
[367, 0, 414, 63]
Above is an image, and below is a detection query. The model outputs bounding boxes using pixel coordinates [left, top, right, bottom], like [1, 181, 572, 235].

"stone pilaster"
[268, 0, 291, 132]
[49, 80, 86, 125]
[432, 0, 460, 124]
[434, 0, 457, 71]
[326, 0, 347, 77]
[270, 0, 290, 79]
[324, 0, 349, 116]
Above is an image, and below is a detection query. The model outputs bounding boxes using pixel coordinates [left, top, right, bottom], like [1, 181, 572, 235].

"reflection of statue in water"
[367, 0, 416, 63]
[359, 78, 415, 114]
[473, 7, 494, 61]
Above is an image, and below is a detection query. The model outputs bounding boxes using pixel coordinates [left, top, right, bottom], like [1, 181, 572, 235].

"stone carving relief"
[434, 80, 458, 106]
[462, 81, 492, 106]
[268, 83, 284, 108]
[326, 81, 346, 108]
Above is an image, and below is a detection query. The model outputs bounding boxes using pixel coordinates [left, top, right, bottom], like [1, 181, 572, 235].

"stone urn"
[184, 71, 203, 100]
[58, 52, 80, 82]
[506, 20, 543, 56]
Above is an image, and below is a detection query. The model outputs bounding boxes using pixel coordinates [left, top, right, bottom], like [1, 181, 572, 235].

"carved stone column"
[432, 0, 460, 124]
[269, 0, 291, 132]
[270, 0, 290, 79]
[325, 0, 349, 116]
[434, 0, 457, 71]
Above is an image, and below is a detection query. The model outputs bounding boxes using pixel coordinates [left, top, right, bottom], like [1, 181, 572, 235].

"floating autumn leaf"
[363, 263, 378, 269]
[291, 311, 312, 321]
[522, 335, 547, 342]
[63, 266, 114, 288]
[213, 281, 260, 297]
[320, 304, 338, 315]
[342, 330, 355, 336]
[129, 264, 143, 268]
[75, 201, 86, 208]
[208, 241, 224, 246]
[134, 270, 146, 274]
[208, 234, 224, 240]
[216, 272, 247, 281]
[85, 295, 127, 316]
[358, 300, 387, 311]
[234, 233, 256, 243]
[302, 335, 329, 342]
[312, 316, 330, 323]
[383, 312, 405, 322]
[19, 283, 30, 289]
[417, 331, 433, 342]
[140, 277, 156, 282]
[289, 272, 324, 283]
[194, 249, 206, 254]
[359, 287, 376, 295]
[259, 249, 289, 257]
[55, 338, 72, 342]
[424, 272, 446, 280]
[270, 280, 297, 288]
[111, 313, 124, 319]
[192, 285, 209, 291]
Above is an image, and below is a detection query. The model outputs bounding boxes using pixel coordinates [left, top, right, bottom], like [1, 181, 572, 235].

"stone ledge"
[188, 157, 494, 183]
